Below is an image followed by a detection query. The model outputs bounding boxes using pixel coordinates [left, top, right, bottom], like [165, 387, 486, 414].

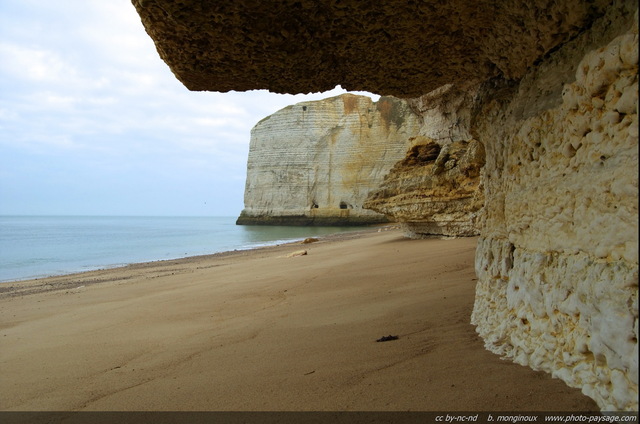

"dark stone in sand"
[376, 335, 399, 342]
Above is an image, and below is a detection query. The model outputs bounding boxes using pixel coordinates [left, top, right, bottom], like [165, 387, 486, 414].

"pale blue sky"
[0, 0, 378, 217]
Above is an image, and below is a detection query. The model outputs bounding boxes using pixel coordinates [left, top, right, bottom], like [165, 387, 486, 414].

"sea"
[0, 215, 361, 283]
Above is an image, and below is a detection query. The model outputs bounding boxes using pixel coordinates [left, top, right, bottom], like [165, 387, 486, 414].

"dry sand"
[0, 228, 597, 411]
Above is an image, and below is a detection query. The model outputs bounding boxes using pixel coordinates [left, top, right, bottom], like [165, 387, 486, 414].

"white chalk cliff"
[470, 6, 638, 411]
[237, 94, 422, 225]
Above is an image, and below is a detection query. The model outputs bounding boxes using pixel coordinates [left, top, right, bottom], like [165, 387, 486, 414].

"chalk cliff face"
[364, 83, 485, 237]
[364, 137, 485, 237]
[470, 7, 638, 410]
[133, 0, 638, 411]
[237, 94, 422, 225]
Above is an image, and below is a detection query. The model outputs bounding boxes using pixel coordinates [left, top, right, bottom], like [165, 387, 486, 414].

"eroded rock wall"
[237, 94, 422, 225]
[363, 84, 486, 237]
[364, 137, 485, 237]
[470, 5, 638, 411]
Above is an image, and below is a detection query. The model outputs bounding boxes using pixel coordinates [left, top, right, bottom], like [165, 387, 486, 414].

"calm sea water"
[0, 216, 360, 282]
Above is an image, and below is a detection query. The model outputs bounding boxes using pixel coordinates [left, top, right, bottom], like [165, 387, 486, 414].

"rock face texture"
[237, 94, 422, 225]
[132, 0, 638, 411]
[364, 84, 486, 237]
[470, 7, 638, 411]
[130, 0, 613, 97]
[364, 138, 485, 237]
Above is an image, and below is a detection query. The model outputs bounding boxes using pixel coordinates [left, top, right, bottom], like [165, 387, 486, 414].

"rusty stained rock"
[364, 137, 486, 237]
[130, 0, 611, 97]
[236, 94, 422, 226]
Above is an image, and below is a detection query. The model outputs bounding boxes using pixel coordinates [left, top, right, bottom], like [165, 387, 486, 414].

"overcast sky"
[0, 0, 378, 217]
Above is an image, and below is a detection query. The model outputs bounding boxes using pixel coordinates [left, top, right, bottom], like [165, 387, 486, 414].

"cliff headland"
[236, 94, 421, 226]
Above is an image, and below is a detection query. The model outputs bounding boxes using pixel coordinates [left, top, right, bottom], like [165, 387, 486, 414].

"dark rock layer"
[131, 0, 611, 97]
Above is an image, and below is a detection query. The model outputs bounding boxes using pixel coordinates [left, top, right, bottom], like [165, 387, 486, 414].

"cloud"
[0, 0, 380, 216]
[0, 43, 73, 83]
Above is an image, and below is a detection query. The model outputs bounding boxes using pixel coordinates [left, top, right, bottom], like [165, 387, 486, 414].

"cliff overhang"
[364, 137, 485, 237]
[131, 0, 612, 97]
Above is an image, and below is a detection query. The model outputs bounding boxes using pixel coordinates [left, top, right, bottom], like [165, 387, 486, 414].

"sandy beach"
[0, 228, 597, 411]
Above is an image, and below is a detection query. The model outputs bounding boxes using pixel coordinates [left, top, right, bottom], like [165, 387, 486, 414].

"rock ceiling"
[131, 0, 612, 97]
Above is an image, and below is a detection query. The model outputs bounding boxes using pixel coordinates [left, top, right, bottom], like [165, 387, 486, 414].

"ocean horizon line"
[0, 214, 240, 218]
[0, 216, 364, 283]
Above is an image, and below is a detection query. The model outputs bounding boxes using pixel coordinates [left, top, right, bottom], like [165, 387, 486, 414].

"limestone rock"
[471, 6, 638, 411]
[131, 0, 612, 97]
[363, 82, 486, 238]
[286, 250, 307, 258]
[407, 83, 480, 143]
[364, 137, 485, 237]
[237, 94, 421, 226]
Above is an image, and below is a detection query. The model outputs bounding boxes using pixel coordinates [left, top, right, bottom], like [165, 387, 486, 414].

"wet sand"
[0, 228, 597, 411]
